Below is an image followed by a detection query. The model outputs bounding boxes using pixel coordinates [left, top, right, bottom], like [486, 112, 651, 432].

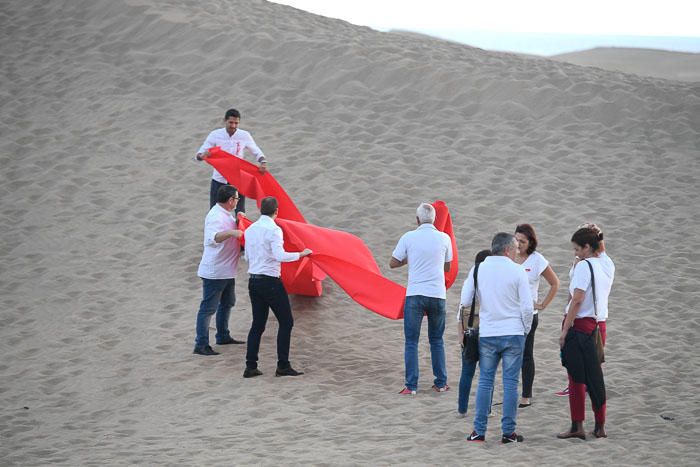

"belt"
[249, 274, 279, 279]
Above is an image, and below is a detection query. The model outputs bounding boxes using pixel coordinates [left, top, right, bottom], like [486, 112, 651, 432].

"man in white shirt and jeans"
[461, 232, 533, 443]
[193, 185, 245, 356]
[195, 108, 268, 211]
[391, 203, 453, 395]
[243, 197, 312, 378]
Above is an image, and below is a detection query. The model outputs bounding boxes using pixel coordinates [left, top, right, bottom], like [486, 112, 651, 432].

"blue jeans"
[458, 358, 493, 415]
[473, 335, 525, 436]
[458, 357, 477, 413]
[403, 295, 447, 391]
[194, 278, 235, 348]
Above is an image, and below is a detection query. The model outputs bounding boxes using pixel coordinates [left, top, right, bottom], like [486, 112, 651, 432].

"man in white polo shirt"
[390, 203, 453, 395]
[193, 185, 245, 356]
[461, 232, 533, 444]
[195, 108, 268, 211]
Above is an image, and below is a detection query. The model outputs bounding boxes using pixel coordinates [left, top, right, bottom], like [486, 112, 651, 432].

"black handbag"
[584, 259, 605, 363]
[461, 262, 481, 362]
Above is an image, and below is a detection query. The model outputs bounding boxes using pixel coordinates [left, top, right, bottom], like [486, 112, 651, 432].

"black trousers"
[209, 179, 246, 214]
[521, 313, 539, 398]
[246, 275, 294, 369]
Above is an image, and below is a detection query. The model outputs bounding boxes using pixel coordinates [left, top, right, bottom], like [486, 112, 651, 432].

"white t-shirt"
[197, 204, 240, 279]
[391, 223, 453, 299]
[520, 251, 549, 314]
[460, 256, 533, 337]
[198, 128, 265, 183]
[565, 255, 615, 321]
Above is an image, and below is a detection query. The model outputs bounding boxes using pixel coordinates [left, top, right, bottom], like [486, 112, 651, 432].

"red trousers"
[568, 318, 606, 423]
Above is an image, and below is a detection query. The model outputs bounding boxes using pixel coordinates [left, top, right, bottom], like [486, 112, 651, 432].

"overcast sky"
[271, 0, 700, 37]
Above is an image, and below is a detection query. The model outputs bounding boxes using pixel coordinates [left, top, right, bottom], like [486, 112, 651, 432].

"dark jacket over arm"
[562, 328, 606, 409]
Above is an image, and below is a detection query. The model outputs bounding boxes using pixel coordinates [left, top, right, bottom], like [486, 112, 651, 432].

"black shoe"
[193, 345, 220, 356]
[518, 403, 532, 408]
[216, 336, 246, 345]
[275, 366, 304, 377]
[502, 432, 524, 443]
[467, 431, 485, 442]
[243, 367, 263, 378]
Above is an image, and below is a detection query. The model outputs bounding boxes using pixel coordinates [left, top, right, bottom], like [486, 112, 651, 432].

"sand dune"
[1, 0, 699, 464]
[553, 47, 700, 82]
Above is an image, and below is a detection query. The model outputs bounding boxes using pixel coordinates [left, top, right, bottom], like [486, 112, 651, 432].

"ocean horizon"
[391, 29, 700, 56]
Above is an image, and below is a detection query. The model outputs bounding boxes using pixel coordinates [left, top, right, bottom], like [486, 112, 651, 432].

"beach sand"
[1, 0, 699, 464]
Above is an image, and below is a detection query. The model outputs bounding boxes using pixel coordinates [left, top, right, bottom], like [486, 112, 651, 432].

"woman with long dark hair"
[513, 224, 560, 408]
[557, 227, 614, 439]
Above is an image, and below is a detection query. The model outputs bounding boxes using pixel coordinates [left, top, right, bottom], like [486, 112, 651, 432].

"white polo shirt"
[391, 223, 453, 299]
[244, 215, 300, 277]
[198, 128, 265, 183]
[197, 204, 240, 279]
[460, 256, 533, 337]
[520, 251, 549, 314]
[566, 256, 615, 321]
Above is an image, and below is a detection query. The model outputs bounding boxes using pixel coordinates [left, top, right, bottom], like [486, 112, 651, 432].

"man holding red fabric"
[391, 203, 453, 395]
[195, 108, 268, 212]
[193, 185, 246, 356]
[243, 197, 312, 378]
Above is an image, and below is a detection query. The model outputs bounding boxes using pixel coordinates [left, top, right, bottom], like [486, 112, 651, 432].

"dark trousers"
[568, 318, 606, 423]
[210, 179, 246, 214]
[246, 276, 294, 369]
[521, 313, 539, 398]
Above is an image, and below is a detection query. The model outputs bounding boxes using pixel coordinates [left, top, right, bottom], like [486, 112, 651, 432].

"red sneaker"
[398, 387, 416, 395]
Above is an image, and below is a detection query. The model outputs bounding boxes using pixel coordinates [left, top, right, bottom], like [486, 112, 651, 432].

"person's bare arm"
[535, 265, 560, 310]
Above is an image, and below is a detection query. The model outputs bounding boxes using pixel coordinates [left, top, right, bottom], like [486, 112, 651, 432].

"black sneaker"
[275, 366, 304, 377]
[193, 345, 220, 356]
[467, 431, 485, 442]
[216, 336, 246, 345]
[502, 432, 524, 443]
[243, 368, 263, 378]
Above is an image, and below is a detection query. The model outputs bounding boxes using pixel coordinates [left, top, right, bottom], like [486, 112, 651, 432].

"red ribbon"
[206, 147, 458, 319]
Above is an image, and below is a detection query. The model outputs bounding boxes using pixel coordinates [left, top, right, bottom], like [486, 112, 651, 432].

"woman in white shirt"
[513, 224, 560, 408]
[555, 223, 614, 397]
[557, 227, 613, 440]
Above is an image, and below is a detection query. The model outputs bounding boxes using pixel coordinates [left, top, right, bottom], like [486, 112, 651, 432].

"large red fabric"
[206, 147, 458, 319]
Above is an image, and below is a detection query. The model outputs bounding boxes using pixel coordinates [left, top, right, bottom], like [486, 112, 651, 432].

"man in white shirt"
[390, 203, 453, 395]
[195, 108, 268, 211]
[193, 185, 245, 356]
[243, 197, 312, 378]
[461, 233, 533, 443]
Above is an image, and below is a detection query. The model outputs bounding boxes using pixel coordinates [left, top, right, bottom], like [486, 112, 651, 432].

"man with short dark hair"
[242, 196, 312, 378]
[461, 232, 533, 444]
[195, 108, 268, 211]
[193, 185, 245, 356]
